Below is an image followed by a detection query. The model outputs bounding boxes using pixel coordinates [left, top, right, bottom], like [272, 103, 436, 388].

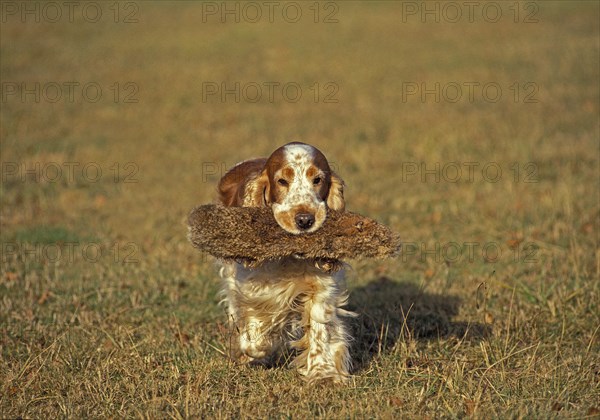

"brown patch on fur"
[309, 148, 335, 202]
[306, 166, 319, 178]
[262, 146, 287, 204]
[274, 209, 296, 233]
[281, 167, 294, 180]
[218, 159, 267, 207]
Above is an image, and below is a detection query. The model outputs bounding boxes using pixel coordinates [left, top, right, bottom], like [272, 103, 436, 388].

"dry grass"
[1, 1, 599, 418]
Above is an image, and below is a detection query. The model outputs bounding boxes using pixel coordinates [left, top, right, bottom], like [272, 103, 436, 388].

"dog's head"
[261, 142, 345, 234]
[218, 142, 345, 234]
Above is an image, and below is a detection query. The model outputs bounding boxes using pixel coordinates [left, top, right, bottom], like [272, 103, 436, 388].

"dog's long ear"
[327, 172, 345, 211]
[246, 169, 270, 207]
[217, 171, 241, 207]
[217, 159, 267, 207]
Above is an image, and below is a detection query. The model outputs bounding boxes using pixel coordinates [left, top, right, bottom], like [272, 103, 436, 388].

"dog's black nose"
[295, 213, 315, 230]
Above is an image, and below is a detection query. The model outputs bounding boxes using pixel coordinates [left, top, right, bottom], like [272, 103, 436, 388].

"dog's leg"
[293, 272, 353, 383]
[220, 262, 282, 362]
[219, 261, 245, 360]
[238, 316, 278, 361]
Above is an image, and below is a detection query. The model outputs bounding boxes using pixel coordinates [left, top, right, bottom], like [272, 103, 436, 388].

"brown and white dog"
[217, 142, 354, 383]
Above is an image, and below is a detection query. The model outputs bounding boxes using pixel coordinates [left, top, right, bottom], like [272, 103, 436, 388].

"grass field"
[1, 1, 599, 418]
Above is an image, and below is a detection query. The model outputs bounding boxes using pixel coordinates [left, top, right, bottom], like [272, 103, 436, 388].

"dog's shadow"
[346, 276, 491, 372]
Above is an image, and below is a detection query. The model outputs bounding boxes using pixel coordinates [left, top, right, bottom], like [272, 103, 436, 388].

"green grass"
[1, 1, 599, 418]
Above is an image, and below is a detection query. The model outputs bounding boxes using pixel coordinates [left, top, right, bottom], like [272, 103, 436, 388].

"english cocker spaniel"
[217, 142, 354, 383]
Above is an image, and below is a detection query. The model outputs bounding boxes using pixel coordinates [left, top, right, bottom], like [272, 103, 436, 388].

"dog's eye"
[278, 179, 288, 186]
[313, 177, 322, 186]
